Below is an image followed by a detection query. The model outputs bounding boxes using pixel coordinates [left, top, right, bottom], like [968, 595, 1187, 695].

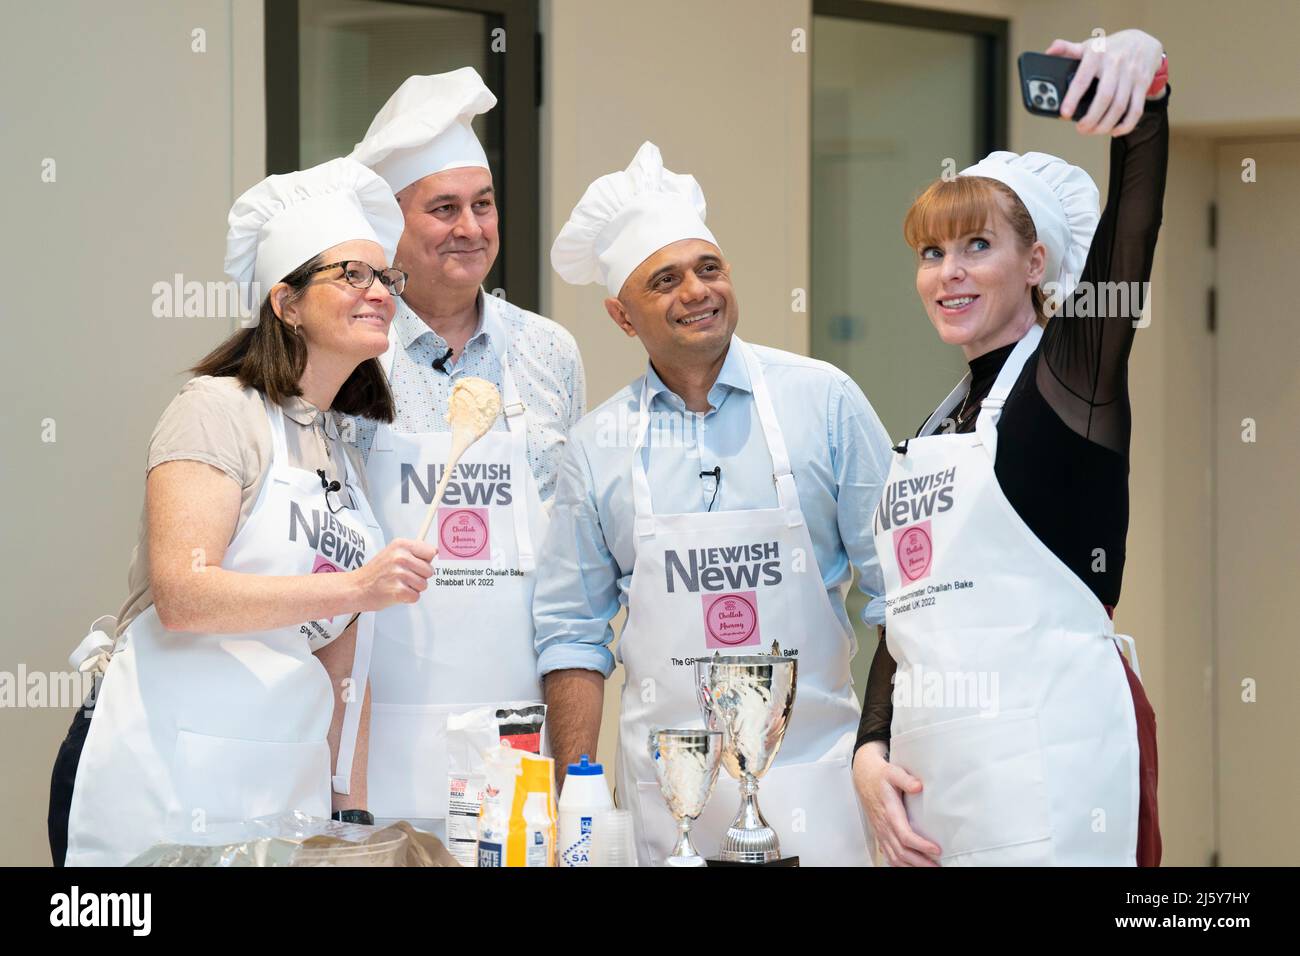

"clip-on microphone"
[699, 465, 722, 512]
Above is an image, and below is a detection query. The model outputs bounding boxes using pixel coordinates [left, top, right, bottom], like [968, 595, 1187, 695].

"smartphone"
[1018, 52, 1098, 119]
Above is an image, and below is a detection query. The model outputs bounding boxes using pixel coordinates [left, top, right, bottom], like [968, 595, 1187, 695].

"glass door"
[265, 0, 540, 309]
[811, 1, 1006, 693]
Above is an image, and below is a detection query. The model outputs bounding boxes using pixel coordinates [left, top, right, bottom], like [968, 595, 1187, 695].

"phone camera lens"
[1046, 96, 1057, 109]
[1033, 94, 1043, 106]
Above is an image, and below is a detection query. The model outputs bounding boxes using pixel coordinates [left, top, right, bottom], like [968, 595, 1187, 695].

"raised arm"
[1037, 31, 1170, 454]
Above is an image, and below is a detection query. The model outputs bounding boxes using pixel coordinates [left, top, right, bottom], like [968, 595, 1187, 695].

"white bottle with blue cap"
[558, 754, 614, 867]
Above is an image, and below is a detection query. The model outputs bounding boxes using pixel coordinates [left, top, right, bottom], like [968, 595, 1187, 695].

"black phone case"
[1018, 51, 1097, 119]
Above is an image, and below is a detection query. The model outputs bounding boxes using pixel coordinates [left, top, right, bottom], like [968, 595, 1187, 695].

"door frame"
[263, 0, 542, 311]
[812, 0, 1008, 158]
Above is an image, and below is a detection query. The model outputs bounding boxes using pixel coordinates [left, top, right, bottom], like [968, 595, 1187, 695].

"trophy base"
[705, 856, 800, 867]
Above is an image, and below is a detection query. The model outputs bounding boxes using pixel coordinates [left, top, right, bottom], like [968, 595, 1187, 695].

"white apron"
[872, 324, 1140, 866]
[364, 313, 546, 830]
[617, 337, 871, 867]
[65, 397, 383, 866]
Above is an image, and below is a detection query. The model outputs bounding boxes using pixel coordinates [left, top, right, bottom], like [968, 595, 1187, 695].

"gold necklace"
[953, 390, 977, 430]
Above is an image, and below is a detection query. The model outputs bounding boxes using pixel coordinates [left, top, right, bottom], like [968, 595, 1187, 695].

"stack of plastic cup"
[589, 809, 637, 867]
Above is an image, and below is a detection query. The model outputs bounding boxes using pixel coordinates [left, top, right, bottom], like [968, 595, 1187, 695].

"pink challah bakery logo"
[438, 507, 490, 560]
[702, 591, 761, 649]
[893, 521, 933, 583]
[311, 554, 341, 574]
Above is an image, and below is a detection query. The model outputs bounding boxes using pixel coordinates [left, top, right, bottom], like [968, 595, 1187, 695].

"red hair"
[903, 175, 1047, 321]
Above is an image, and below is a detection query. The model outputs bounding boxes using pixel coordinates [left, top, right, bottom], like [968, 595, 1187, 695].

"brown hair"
[191, 253, 395, 421]
[903, 175, 1047, 322]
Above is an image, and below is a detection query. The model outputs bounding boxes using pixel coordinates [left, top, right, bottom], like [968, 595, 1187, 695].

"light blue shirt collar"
[643, 337, 752, 413]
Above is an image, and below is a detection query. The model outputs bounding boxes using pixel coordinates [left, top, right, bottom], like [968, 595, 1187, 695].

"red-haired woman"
[852, 29, 1169, 866]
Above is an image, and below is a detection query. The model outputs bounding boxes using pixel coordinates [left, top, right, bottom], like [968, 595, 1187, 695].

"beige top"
[114, 375, 372, 637]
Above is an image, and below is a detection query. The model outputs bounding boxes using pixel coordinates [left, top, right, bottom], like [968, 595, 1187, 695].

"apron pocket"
[634, 753, 871, 867]
[170, 730, 331, 833]
[889, 709, 1053, 864]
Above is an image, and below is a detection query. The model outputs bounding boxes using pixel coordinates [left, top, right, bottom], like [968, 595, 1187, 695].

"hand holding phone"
[1020, 32, 1165, 137]
[1018, 52, 1097, 120]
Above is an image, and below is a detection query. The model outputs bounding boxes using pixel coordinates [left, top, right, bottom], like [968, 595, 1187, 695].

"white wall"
[0, 0, 265, 866]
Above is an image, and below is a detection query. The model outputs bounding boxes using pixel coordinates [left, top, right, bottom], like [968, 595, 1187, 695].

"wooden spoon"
[416, 377, 503, 542]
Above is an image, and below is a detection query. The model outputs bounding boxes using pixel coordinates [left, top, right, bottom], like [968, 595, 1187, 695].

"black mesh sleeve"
[854, 629, 896, 754]
[1035, 87, 1171, 455]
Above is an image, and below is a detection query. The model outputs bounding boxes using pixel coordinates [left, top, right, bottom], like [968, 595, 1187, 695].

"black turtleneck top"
[857, 88, 1170, 750]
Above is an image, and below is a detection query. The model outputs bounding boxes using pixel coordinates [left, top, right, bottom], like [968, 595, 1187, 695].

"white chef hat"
[224, 157, 404, 312]
[959, 151, 1099, 297]
[551, 141, 718, 297]
[349, 68, 496, 193]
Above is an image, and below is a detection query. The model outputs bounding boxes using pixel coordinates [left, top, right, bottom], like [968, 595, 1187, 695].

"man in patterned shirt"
[346, 68, 586, 841]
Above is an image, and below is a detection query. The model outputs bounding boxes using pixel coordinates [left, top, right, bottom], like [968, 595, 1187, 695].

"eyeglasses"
[304, 260, 407, 296]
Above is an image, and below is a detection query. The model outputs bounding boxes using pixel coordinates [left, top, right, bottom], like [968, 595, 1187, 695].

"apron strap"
[332, 611, 375, 794]
[973, 323, 1043, 461]
[380, 300, 402, 380]
[493, 330, 536, 573]
[68, 615, 120, 674]
[631, 336, 802, 529]
[919, 373, 973, 438]
[330, 408, 383, 793]
[1114, 633, 1142, 682]
[331, 413, 376, 522]
[736, 338, 802, 527]
[630, 372, 659, 537]
[368, 420, 393, 453]
[262, 393, 291, 466]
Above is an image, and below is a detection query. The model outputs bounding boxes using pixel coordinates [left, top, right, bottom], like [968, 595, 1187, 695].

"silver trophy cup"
[694, 642, 798, 864]
[648, 728, 724, 866]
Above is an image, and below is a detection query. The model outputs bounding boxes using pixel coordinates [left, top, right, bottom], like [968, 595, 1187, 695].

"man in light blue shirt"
[538, 142, 890, 865]
[534, 348, 893, 677]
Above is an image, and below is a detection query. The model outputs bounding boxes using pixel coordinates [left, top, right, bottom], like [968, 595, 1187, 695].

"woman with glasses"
[50, 158, 438, 866]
